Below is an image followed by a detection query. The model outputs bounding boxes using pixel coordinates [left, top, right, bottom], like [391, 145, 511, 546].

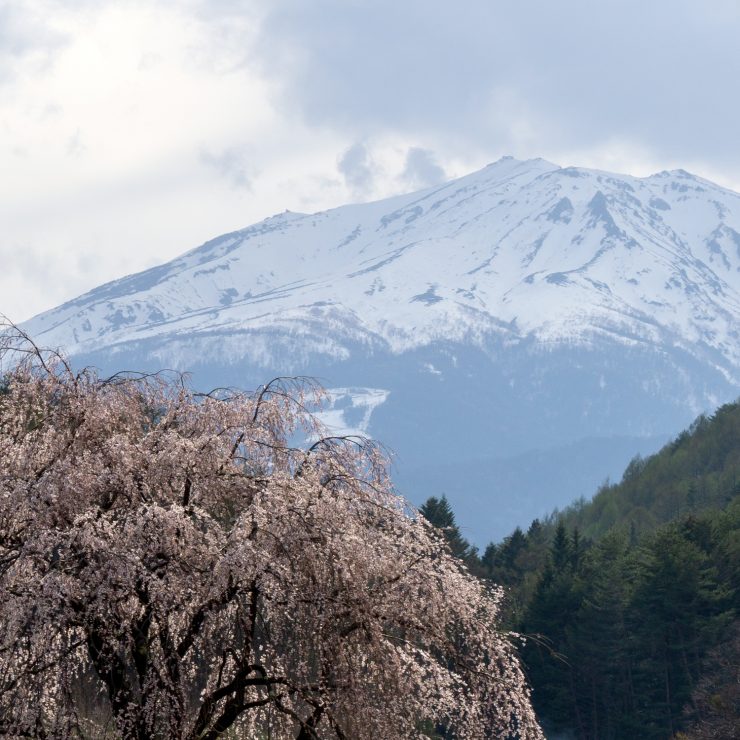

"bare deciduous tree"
[0, 330, 542, 739]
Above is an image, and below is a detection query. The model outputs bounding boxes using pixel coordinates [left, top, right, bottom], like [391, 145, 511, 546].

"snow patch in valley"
[314, 387, 390, 438]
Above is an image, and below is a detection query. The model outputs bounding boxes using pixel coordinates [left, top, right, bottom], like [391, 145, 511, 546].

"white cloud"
[0, 1, 284, 321]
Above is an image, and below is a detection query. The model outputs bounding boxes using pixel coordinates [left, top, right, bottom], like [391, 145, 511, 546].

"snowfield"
[24, 157, 740, 381]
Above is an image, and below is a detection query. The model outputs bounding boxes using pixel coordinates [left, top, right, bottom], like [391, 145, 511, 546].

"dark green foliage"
[521, 535, 584, 733]
[517, 510, 738, 739]
[478, 400, 740, 739]
[627, 524, 733, 739]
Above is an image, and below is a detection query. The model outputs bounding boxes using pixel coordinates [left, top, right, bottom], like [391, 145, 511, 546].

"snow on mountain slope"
[24, 157, 740, 380]
[19, 157, 740, 542]
[315, 388, 391, 438]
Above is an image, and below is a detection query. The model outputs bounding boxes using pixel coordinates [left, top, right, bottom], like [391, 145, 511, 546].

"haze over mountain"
[22, 157, 740, 542]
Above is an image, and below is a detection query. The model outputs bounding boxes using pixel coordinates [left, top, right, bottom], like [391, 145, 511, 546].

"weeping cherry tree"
[0, 330, 542, 739]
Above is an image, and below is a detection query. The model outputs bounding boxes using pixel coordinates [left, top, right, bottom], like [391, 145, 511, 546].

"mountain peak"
[22, 160, 740, 382]
[18, 158, 740, 542]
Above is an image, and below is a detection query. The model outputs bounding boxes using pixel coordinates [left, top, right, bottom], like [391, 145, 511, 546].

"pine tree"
[551, 521, 572, 573]
[419, 495, 478, 564]
[521, 524, 585, 735]
[568, 532, 635, 739]
[627, 527, 732, 738]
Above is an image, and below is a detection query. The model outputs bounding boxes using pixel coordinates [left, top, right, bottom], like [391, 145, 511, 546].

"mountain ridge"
[25, 156, 740, 379]
[20, 156, 740, 540]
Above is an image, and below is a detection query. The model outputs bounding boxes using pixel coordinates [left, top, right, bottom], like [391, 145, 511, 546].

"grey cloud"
[337, 142, 376, 196]
[200, 146, 254, 190]
[402, 148, 446, 189]
[248, 0, 740, 171]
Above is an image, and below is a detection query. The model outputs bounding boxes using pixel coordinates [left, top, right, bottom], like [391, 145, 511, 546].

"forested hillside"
[558, 401, 740, 539]
[423, 400, 740, 739]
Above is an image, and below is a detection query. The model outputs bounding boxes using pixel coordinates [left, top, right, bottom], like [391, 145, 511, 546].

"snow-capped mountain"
[27, 156, 740, 373]
[22, 157, 740, 542]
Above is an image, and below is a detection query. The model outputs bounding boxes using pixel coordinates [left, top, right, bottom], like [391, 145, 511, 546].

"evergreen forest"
[421, 401, 740, 740]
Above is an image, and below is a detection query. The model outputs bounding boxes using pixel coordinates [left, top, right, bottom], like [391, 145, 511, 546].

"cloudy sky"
[3, 0, 740, 322]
